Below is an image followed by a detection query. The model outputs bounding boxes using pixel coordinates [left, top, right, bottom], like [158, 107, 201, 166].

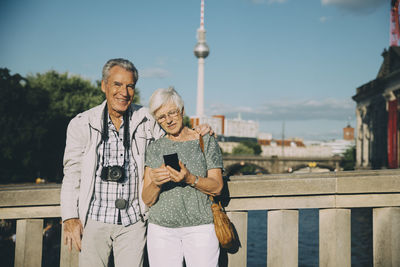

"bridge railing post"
[319, 209, 351, 267]
[226, 211, 248, 267]
[14, 219, 44, 267]
[373, 207, 400, 267]
[267, 209, 298, 267]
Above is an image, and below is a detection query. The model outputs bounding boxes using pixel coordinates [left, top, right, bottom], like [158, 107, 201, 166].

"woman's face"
[154, 102, 183, 136]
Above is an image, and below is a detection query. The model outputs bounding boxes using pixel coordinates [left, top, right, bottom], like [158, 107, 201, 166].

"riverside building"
[353, 47, 400, 169]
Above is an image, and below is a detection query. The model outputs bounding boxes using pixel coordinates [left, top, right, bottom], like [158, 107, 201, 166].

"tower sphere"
[194, 42, 210, 58]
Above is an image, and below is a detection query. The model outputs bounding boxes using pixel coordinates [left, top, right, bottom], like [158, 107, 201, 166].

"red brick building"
[343, 125, 354, 141]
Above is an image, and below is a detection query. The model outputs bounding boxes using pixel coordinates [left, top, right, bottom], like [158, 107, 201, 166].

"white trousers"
[80, 219, 147, 267]
[147, 223, 220, 267]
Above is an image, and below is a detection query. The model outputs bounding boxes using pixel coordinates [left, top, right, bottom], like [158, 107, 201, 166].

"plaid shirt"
[88, 111, 141, 226]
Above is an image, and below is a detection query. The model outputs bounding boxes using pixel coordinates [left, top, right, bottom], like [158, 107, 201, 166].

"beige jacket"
[60, 101, 163, 226]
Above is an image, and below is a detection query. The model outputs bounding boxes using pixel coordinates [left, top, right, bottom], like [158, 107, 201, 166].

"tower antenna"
[194, 0, 210, 117]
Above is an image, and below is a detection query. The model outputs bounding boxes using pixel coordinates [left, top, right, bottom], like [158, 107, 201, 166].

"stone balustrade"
[1, 169, 400, 267]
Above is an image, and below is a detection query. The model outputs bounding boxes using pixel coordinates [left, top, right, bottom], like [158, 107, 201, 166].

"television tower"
[194, 0, 209, 117]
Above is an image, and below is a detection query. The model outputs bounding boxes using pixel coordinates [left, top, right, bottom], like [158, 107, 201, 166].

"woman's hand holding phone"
[149, 164, 171, 186]
[166, 161, 192, 184]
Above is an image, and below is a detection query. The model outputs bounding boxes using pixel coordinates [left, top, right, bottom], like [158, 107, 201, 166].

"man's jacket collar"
[89, 100, 150, 135]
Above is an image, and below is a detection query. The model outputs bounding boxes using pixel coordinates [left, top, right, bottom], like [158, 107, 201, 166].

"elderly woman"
[142, 87, 223, 267]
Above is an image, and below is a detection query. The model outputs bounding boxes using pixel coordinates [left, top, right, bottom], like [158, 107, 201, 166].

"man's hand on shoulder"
[194, 123, 216, 137]
[63, 218, 83, 252]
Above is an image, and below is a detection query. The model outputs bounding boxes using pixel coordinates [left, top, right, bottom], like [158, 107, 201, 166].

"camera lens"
[109, 166, 123, 181]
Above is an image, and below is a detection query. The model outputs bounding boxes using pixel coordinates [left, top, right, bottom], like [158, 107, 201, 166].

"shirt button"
[120, 154, 123, 156]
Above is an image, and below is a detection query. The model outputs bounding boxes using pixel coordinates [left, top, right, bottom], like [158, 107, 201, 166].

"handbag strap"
[199, 134, 204, 153]
[198, 135, 214, 203]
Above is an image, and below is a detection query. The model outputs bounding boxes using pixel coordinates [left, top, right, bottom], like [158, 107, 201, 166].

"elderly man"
[61, 58, 211, 267]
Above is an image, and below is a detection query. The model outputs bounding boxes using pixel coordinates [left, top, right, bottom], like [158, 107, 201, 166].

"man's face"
[101, 65, 136, 115]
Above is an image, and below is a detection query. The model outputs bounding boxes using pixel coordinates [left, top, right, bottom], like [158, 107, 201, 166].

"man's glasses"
[156, 109, 181, 123]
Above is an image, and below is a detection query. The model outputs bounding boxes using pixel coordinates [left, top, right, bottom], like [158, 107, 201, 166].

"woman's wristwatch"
[190, 176, 199, 187]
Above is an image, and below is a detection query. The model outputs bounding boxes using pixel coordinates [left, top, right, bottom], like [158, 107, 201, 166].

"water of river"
[247, 208, 373, 267]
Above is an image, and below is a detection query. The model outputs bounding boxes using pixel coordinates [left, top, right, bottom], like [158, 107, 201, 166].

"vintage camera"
[101, 166, 124, 182]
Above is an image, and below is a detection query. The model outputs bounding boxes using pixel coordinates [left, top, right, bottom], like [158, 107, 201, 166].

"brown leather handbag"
[210, 195, 235, 248]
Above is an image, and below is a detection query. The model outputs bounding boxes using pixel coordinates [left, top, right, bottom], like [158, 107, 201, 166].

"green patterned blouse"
[145, 133, 223, 228]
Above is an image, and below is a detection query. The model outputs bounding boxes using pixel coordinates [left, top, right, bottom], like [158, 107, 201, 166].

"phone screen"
[163, 153, 181, 171]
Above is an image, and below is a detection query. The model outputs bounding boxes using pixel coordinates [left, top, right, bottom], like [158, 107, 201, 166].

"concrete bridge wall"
[1, 169, 399, 267]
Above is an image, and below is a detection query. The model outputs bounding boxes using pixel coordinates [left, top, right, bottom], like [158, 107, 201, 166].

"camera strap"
[101, 104, 129, 210]
[101, 104, 130, 170]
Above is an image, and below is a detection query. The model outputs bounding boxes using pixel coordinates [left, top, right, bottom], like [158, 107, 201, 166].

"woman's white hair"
[149, 87, 184, 116]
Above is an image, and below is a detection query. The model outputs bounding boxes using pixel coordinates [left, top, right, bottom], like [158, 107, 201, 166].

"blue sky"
[0, 0, 388, 140]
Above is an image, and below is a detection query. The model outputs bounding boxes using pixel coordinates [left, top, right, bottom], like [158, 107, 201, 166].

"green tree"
[26, 71, 105, 118]
[232, 143, 254, 155]
[341, 146, 356, 171]
[0, 68, 49, 182]
[242, 141, 262, 155]
[231, 141, 262, 155]
[24, 71, 107, 182]
[183, 115, 192, 128]
[1, 69, 142, 184]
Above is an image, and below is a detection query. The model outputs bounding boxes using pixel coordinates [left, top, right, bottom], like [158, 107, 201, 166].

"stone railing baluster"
[14, 219, 44, 267]
[226, 211, 248, 267]
[319, 208, 351, 267]
[373, 207, 400, 267]
[267, 210, 299, 267]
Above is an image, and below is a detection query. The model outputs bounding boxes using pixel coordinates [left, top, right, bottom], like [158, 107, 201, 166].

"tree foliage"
[232, 141, 262, 155]
[0, 68, 140, 183]
[26, 71, 105, 118]
[232, 144, 254, 155]
[183, 115, 192, 128]
[341, 146, 356, 171]
[0, 68, 49, 182]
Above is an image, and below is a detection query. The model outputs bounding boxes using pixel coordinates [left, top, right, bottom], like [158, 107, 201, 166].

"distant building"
[302, 125, 355, 157]
[191, 116, 224, 136]
[343, 125, 354, 141]
[258, 132, 272, 141]
[224, 116, 259, 138]
[215, 120, 353, 158]
[322, 139, 354, 156]
[191, 114, 259, 138]
[353, 47, 400, 169]
[325, 125, 355, 156]
[257, 137, 333, 158]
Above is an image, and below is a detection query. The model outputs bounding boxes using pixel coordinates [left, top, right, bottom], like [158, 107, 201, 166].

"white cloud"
[250, 0, 287, 4]
[319, 16, 328, 23]
[208, 98, 355, 122]
[268, 0, 287, 4]
[250, 0, 266, 4]
[140, 67, 170, 78]
[155, 57, 168, 66]
[321, 0, 385, 14]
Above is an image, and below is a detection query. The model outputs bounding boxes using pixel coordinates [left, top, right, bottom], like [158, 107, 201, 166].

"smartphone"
[163, 153, 181, 171]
